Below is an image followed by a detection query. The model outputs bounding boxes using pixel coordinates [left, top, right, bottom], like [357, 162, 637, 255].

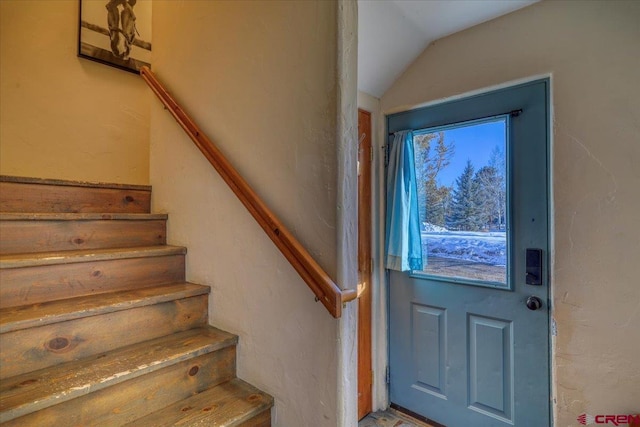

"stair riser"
[0, 295, 208, 379]
[0, 220, 166, 254]
[0, 255, 185, 308]
[0, 181, 151, 214]
[0, 177, 273, 426]
[2, 347, 236, 426]
[239, 410, 272, 427]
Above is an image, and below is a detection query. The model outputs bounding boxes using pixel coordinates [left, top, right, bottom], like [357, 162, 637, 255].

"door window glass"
[413, 118, 507, 284]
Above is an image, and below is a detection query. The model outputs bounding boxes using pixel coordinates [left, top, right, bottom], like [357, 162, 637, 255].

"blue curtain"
[385, 130, 423, 272]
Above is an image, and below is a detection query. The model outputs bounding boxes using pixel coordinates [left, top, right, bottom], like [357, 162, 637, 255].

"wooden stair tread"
[0, 175, 151, 192]
[0, 326, 237, 422]
[0, 213, 167, 221]
[0, 176, 273, 424]
[125, 378, 273, 427]
[0, 245, 186, 269]
[0, 283, 209, 333]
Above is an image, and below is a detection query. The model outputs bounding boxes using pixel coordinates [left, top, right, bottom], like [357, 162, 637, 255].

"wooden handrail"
[140, 66, 357, 318]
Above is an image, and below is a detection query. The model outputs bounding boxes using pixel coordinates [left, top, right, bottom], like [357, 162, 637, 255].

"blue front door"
[388, 80, 550, 427]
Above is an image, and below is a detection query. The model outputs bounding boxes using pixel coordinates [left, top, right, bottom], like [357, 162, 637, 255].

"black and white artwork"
[78, 0, 151, 73]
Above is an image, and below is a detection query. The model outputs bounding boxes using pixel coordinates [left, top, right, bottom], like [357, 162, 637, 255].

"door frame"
[358, 108, 373, 419]
[371, 74, 554, 423]
[357, 94, 391, 415]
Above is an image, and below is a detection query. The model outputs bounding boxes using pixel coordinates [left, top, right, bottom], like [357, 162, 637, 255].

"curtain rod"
[387, 109, 523, 136]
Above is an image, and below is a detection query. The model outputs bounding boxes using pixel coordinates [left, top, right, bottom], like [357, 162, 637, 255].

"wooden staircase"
[0, 176, 273, 426]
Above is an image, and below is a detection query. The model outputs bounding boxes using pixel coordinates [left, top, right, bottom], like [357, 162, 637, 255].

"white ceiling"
[358, 0, 539, 97]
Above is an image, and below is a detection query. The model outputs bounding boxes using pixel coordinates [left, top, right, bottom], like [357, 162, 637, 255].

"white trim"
[546, 73, 556, 427]
[372, 96, 389, 412]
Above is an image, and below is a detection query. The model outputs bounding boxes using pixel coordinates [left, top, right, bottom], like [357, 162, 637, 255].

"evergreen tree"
[414, 132, 455, 228]
[425, 182, 452, 227]
[448, 160, 480, 231]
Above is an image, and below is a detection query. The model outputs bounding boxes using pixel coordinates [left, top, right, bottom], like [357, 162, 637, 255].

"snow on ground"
[422, 230, 506, 266]
[422, 222, 448, 232]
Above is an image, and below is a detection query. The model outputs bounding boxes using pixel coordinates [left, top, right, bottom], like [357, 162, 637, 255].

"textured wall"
[0, 0, 150, 185]
[336, 2, 359, 425]
[381, 1, 640, 425]
[150, 1, 348, 425]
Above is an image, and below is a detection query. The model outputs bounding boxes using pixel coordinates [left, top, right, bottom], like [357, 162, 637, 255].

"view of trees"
[414, 133, 506, 232]
[414, 132, 454, 228]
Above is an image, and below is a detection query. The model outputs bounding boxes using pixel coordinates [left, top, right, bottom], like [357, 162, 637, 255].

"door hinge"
[371, 370, 374, 386]
[370, 258, 374, 273]
[370, 148, 373, 162]
[385, 366, 390, 384]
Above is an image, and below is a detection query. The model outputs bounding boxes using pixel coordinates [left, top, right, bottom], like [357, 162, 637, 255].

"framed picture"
[78, 0, 152, 73]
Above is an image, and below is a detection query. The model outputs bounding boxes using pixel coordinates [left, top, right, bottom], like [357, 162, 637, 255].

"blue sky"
[425, 118, 506, 187]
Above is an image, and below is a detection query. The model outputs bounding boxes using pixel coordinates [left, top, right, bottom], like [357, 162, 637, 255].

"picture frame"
[78, 0, 152, 74]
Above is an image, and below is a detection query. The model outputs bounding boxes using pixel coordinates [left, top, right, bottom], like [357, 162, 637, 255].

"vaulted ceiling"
[358, 0, 539, 97]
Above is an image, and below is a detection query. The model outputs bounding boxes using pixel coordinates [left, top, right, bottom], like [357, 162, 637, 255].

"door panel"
[411, 303, 446, 397]
[467, 314, 513, 421]
[388, 80, 549, 427]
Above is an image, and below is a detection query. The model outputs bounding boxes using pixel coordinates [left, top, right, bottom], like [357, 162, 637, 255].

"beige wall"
[381, 1, 640, 425]
[150, 1, 349, 425]
[336, 2, 359, 425]
[0, 0, 150, 185]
